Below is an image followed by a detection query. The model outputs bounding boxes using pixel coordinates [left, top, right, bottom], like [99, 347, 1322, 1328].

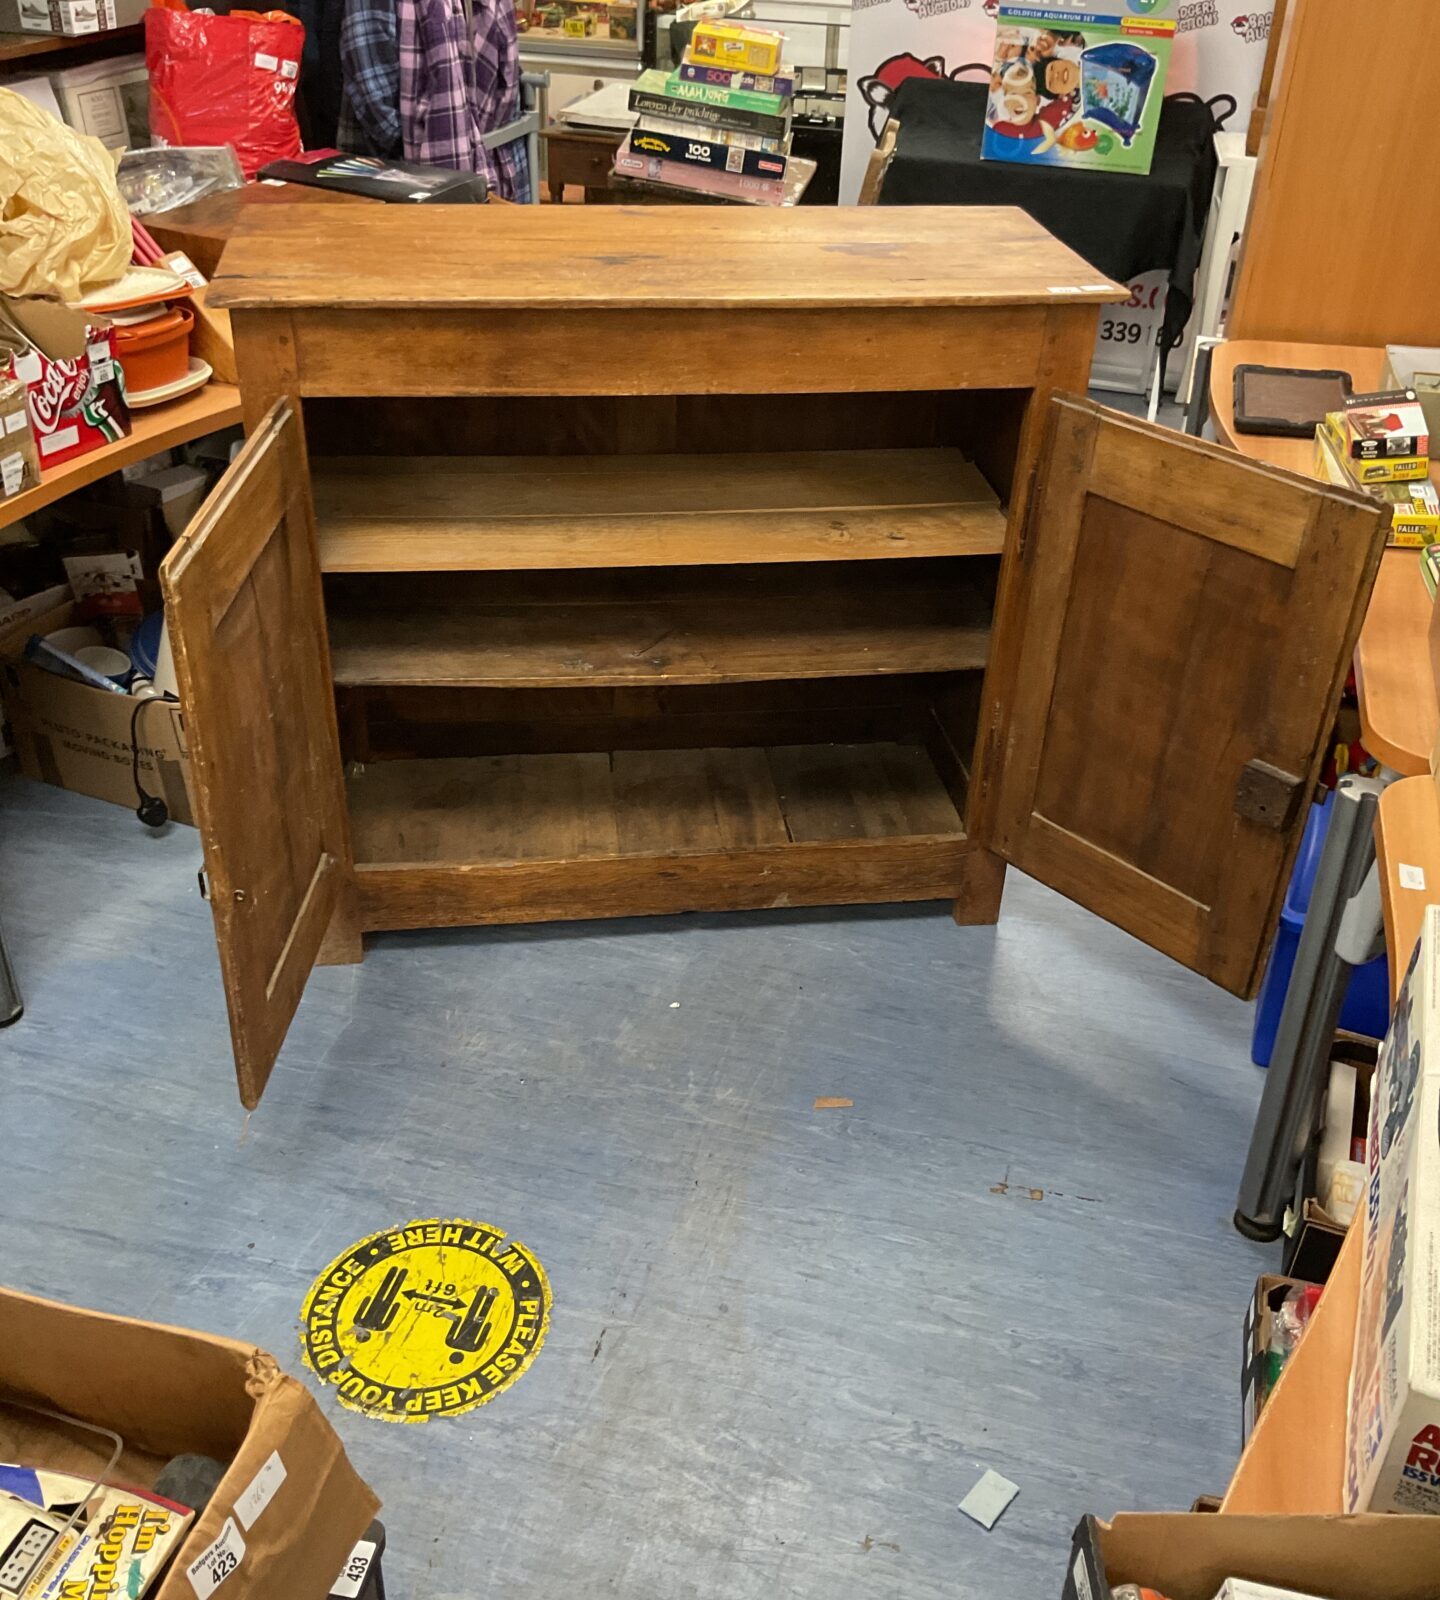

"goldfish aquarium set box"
[981, 2, 1176, 176]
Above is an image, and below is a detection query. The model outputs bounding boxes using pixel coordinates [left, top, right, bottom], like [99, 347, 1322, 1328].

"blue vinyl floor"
[0, 771, 1276, 1599]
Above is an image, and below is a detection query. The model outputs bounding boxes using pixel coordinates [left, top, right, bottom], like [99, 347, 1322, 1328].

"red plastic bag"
[146, 3, 305, 179]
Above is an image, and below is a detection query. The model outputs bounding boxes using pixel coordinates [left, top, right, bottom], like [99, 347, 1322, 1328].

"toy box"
[688, 20, 784, 77]
[1314, 424, 1440, 544]
[0, 1467, 193, 1600]
[1322, 410, 1429, 484]
[981, 3, 1175, 177]
[1331, 385, 1433, 464]
[1345, 904, 1440, 1513]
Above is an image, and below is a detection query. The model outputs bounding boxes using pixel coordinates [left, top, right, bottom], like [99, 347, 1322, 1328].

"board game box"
[613, 136, 785, 204]
[677, 61, 795, 99]
[630, 69, 791, 138]
[627, 124, 787, 179]
[980, 3, 1175, 177]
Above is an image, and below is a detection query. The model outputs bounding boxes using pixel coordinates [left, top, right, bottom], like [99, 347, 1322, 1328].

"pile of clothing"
[291, 0, 530, 200]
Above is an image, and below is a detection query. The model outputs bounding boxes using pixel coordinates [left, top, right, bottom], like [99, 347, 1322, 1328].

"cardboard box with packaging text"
[0, 601, 193, 824]
[0, 1285, 379, 1600]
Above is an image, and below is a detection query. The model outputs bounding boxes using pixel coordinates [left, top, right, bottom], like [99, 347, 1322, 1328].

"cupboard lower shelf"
[313, 448, 1005, 573]
[327, 578, 992, 688]
[348, 741, 971, 928]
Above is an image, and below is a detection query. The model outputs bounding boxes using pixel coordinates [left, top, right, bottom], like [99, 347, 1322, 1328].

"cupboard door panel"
[982, 395, 1387, 996]
[160, 402, 353, 1107]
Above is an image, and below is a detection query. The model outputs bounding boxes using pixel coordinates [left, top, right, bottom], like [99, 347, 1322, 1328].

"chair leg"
[0, 914, 21, 1027]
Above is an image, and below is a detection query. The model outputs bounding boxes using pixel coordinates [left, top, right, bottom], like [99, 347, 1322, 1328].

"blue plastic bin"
[1250, 791, 1390, 1067]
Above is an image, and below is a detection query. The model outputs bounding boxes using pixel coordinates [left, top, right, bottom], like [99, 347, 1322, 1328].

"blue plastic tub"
[1251, 791, 1390, 1067]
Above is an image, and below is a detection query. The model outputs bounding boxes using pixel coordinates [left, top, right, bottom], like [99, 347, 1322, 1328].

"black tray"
[1233, 364, 1352, 437]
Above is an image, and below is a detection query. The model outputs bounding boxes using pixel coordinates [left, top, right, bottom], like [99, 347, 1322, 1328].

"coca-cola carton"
[6, 324, 130, 469]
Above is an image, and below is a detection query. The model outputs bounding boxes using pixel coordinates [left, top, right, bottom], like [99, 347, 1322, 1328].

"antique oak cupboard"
[168, 206, 1387, 1108]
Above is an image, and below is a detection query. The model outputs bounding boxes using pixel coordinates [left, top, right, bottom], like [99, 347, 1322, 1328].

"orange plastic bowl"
[114, 303, 194, 395]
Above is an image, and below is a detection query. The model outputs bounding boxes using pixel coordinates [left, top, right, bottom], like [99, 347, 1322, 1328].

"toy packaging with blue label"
[980, 2, 1176, 176]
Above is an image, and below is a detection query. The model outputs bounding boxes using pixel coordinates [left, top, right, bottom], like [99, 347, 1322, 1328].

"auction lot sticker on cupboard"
[300, 1218, 551, 1422]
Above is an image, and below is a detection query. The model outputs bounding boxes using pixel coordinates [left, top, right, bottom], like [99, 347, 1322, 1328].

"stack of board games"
[980, 1, 1176, 177]
[614, 20, 793, 204]
[1312, 388, 1438, 547]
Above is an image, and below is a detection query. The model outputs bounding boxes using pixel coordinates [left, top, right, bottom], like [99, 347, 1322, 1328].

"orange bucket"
[114, 304, 194, 394]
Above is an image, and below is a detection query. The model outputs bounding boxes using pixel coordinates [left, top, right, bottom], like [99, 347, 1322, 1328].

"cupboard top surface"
[209, 205, 1124, 312]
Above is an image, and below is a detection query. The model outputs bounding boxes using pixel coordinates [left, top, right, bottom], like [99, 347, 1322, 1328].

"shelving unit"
[0, 22, 140, 63]
[0, 384, 243, 532]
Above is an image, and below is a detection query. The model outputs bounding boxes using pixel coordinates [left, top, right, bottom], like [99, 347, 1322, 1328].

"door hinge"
[197, 867, 211, 901]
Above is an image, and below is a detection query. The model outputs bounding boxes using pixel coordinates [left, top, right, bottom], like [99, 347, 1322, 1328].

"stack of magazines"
[614, 20, 793, 205]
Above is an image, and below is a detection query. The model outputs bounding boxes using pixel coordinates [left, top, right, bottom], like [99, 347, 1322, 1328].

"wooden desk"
[1210, 339, 1383, 472]
[1354, 552, 1437, 776]
[539, 125, 624, 204]
[1213, 339, 1438, 776]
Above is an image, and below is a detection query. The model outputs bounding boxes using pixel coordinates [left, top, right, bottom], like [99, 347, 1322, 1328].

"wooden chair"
[857, 117, 899, 206]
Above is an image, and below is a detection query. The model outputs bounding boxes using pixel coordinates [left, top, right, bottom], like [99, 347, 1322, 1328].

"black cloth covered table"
[881, 77, 1220, 352]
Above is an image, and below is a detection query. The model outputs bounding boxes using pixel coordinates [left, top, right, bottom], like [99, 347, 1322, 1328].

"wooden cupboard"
[173, 205, 1388, 1108]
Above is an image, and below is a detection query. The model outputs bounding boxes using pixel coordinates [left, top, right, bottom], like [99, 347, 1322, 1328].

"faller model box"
[1346, 902, 1440, 1512]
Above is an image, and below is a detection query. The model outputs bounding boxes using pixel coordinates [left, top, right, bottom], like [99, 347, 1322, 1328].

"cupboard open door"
[161, 401, 353, 1108]
[979, 395, 1388, 997]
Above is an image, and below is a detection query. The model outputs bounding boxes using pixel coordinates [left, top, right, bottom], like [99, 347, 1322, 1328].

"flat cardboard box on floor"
[1062, 1510, 1440, 1600]
[0, 1285, 379, 1600]
[0, 600, 194, 824]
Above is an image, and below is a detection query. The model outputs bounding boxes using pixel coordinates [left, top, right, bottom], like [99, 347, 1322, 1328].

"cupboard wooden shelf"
[347, 742, 967, 928]
[312, 449, 1006, 573]
[326, 571, 992, 689]
[168, 206, 1391, 1109]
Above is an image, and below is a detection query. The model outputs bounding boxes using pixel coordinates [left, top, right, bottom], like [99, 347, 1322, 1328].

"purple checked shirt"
[398, 0, 530, 200]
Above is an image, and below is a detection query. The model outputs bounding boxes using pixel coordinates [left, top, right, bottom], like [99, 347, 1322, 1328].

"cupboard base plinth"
[354, 837, 997, 932]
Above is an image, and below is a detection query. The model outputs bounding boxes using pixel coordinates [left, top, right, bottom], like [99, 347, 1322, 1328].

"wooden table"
[539, 125, 624, 204]
[1212, 337, 1438, 776]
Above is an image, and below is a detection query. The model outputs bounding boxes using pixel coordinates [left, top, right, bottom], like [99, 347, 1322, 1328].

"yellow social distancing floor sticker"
[300, 1218, 550, 1422]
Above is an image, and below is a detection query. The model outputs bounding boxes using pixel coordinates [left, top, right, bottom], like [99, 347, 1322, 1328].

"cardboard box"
[50, 52, 149, 148]
[0, 375, 41, 504]
[0, 1284, 379, 1600]
[982, 3, 1176, 178]
[1314, 425, 1439, 545]
[0, 600, 194, 825]
[688, 20, 784, 76]
[1337, 390, 1430, 462]
[1213, 1585, 1325, 1600]
[1242, 1274, 1321, 1446]
[1346, 904, 1440, 1512]
[1385, 347, 1440, 445]
[3, 316, 130, 471]
[1061, 1510, 1440, 1600]
[0, 0, 145, 33]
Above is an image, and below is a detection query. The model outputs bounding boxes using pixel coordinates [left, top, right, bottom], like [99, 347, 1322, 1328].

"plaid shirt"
[338, 0, 402, 156]
[397, 0, 530, 200]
